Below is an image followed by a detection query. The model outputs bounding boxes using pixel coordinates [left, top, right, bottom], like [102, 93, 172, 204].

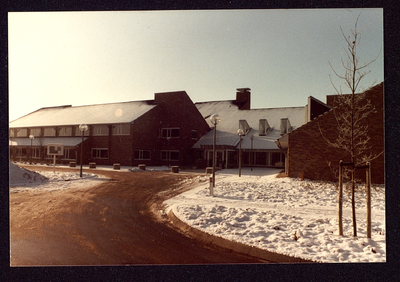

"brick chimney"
[235, 88, 251, 110]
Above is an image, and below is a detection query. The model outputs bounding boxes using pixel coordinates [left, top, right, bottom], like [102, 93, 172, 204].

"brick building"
[9, 91, 209, 167]
[276, 82, 384, 184]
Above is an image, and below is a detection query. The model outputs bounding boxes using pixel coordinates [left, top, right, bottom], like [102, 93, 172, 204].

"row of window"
[13, 147, 75, 160]
[135, 150, 179, 161]
[92, 148, 179, 161]
[12, 146, 180, 162]
[10, 125, 197, 139]
[10, 124, 130, 137]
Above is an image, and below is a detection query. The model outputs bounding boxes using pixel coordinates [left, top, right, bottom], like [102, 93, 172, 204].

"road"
[10, 166, 268, 266]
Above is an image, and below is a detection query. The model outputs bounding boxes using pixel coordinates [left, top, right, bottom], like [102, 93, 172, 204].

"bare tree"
[322, 11, 382, 237]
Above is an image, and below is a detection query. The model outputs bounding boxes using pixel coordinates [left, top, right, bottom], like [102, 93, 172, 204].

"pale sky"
[8, 9, 383, 122]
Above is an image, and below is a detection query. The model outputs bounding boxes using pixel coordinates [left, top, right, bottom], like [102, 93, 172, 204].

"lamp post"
[79, 124, 88, 177]
[29, 134, 34, 162]
[210, 114, 220, 194]
[250, 134, 254, 171]
[237, 129, 244, 177]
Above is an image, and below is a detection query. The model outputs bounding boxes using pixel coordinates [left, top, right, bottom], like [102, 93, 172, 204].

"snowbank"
[9, 162, 48, 186]
[9, 162, 108, 192]
[164, 168, 385, 263]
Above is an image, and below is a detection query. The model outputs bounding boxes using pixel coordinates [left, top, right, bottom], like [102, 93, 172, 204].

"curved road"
[10, 166, 268, 265]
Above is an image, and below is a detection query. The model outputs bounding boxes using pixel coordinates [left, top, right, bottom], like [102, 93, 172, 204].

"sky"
[8, 9, 383, 122]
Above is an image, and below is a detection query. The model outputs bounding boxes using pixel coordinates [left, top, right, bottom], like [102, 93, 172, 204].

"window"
[112, 124, 130, 135]
[92, 148, 108, 159]
[30, 128, 41, 137]
[161, 128, 180, 138]
[74, 126, 89, 136]
[170, 151, 179, 160]
[63, 148, 74, 160]
[32, 147, 40, 159]
[259, 119, 270, 136]
[161, 150, 179, 161]
[15, 128, 28, 137]
[134, 150, 151, 160]
[93, 125, 109, 136]
[16, 148, 27, 157]
[59, 127, 72, 136]
[44, 127, 56, 136]
[191, 130, 198, 139]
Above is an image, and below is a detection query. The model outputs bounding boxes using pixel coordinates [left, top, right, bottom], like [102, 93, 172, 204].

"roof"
[9, 101, 157, 128]
[193, 100, 306, 150]
[276, 81, 384, 149]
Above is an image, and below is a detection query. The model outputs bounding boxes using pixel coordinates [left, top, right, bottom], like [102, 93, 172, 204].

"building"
[9, 91, 210, 167]
[276, 82, 384, 184]
[191, 88, 309, 169]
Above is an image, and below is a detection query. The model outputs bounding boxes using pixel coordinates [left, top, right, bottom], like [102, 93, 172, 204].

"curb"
[167, 209, 315, 263]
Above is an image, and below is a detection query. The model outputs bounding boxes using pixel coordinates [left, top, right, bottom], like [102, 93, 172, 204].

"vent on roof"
[239, 120, 250, 135]
[259, 119, 270, 136]
[280, 118, 292, 135]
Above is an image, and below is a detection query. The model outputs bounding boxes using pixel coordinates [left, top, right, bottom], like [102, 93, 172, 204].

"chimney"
[235, 88, 251, 110]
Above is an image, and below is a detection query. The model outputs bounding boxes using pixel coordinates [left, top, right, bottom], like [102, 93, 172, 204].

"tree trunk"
[366, 162, 371, 238]
[351, 170, 357, 236]
[338, 161, 343, 236]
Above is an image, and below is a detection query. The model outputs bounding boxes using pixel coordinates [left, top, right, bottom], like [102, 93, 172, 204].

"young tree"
[323, 12, 381, 237]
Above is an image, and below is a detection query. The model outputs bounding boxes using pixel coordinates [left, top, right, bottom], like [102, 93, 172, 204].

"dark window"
[161, 128, 180, 138]
[17, 148, 27, 157]
[271, 152, 282, 166]
[135, 150, 151, 160]
[170, 128, 180, 138]
[191, 130, 197, 139]
[255, 152, 267, 165]
[170, 151, 179, 161]
[161, 150, 179, 161]
[92, 148, 108, 159]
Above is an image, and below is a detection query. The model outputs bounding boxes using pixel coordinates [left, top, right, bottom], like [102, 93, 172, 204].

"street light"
[210, 114, 220, 195]
[29, 134, 34, 162]
[79, 124, 88, 177]
[237, 129, 244, 177]
[250, 134, 254, 171]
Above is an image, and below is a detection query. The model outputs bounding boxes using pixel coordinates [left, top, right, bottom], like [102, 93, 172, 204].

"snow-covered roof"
[9, 137, 87, 147]
[9, 101, 157, 128]
[193, 101, 306, 150]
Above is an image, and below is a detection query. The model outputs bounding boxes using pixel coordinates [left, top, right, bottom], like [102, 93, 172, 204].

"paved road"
[10, 166, 268, 265]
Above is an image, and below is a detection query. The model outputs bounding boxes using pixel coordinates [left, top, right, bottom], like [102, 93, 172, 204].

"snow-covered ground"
[9, 162, 385, 263]
[9, 162, 170, 193]
[9, 162, 109, 192]
[164, 168, 386, 263]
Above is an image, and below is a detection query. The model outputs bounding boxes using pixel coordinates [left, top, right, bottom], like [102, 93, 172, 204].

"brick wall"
[154, 91, 210, 166]
[287, 83, 384, 184]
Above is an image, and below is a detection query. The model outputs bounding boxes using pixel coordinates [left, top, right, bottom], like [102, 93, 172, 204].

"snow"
[164, 168, 386, 263]
[9, 101, 157, 127]
[8, 162, 170, 193]
[9, 163, 385, 263]
[9, 162, 108, 193]
[193, 100, 305, 150]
